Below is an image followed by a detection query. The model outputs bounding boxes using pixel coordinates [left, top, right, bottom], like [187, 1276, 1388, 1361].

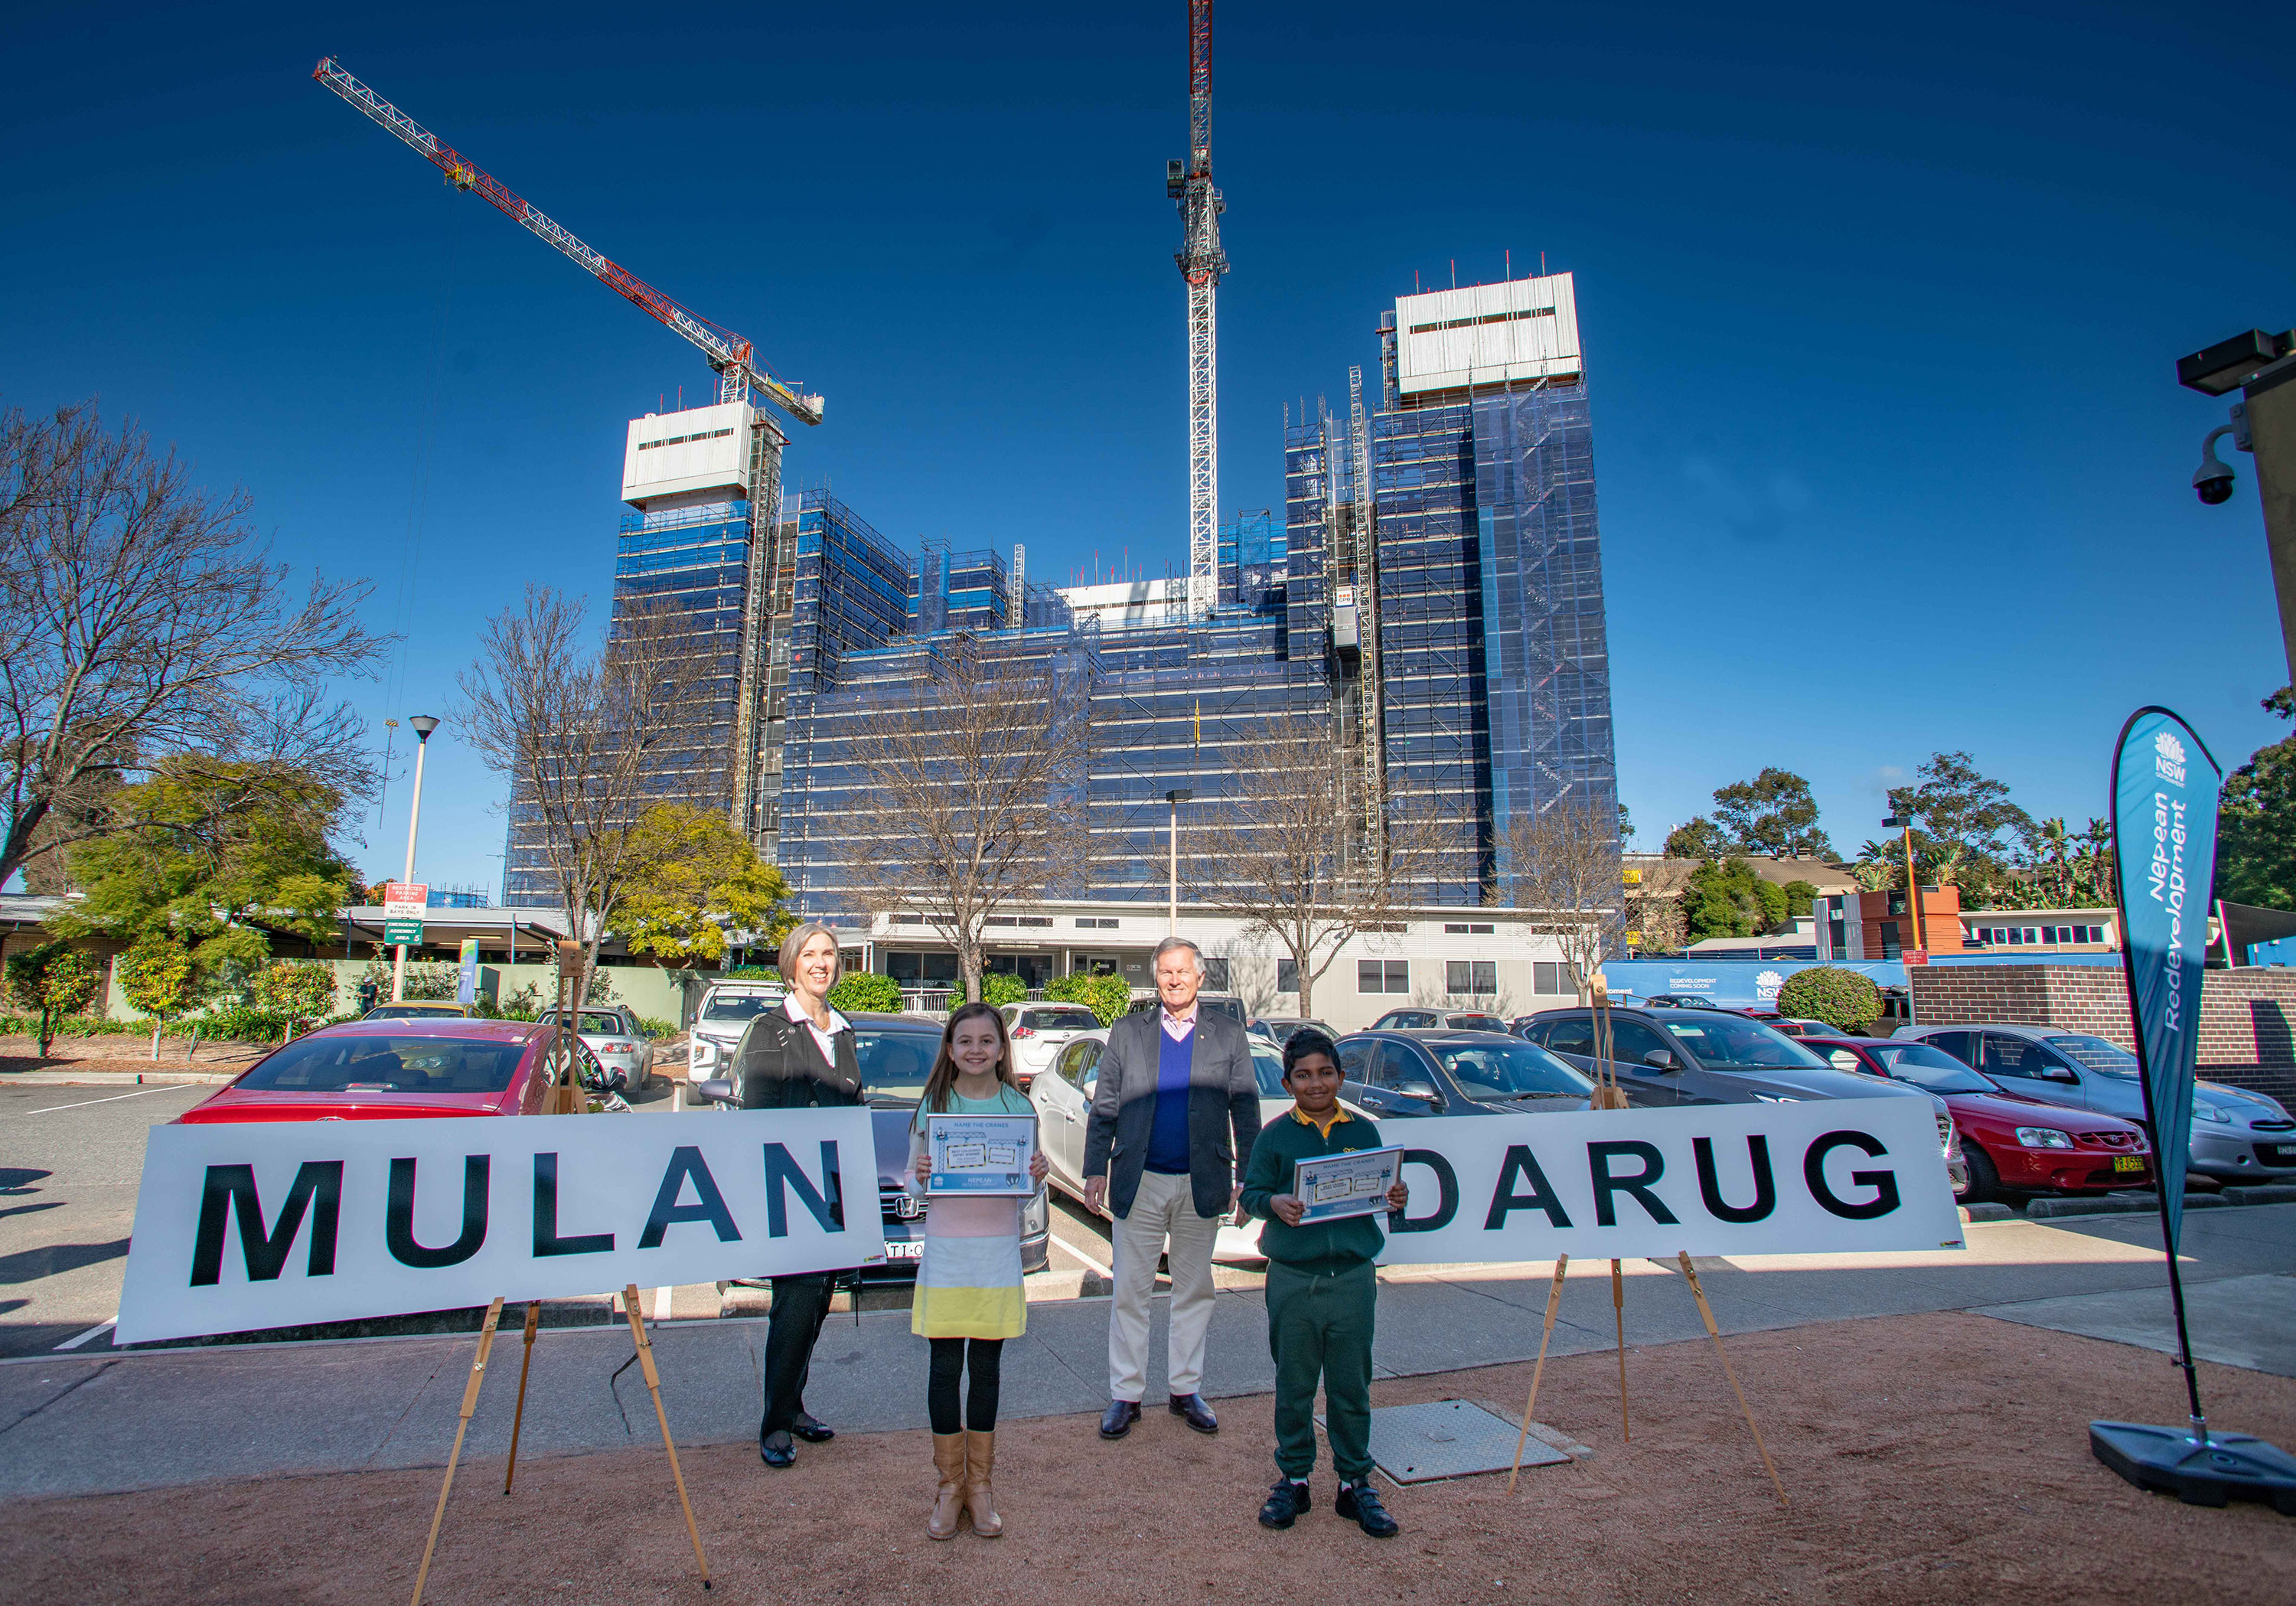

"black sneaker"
[1335, 1477, 1397, 1538]
[1257, 1478, 1312, 1529]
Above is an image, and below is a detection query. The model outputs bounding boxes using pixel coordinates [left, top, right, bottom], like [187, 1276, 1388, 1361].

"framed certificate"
[1292, 1145, 1403, 1223]
[925, 1113, 1038, 1196]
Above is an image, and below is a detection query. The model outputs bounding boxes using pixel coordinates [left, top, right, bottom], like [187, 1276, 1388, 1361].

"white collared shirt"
[784, 994, 851, 1063]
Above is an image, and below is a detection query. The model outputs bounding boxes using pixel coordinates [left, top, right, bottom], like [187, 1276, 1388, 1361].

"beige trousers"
[1109, 1167, 1222, 1402]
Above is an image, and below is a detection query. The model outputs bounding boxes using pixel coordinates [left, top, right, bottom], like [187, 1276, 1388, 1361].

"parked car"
[1251, 1017, 1339, 1050]
[685, 980, 787, 1083]
[1369, 1007, 1510, 1033]
[1774, 1019, 1835, 1038]
[1893, 1023, 2296, 1185]
[361, 1001, 478, 1020]
[996, 1001, 1104, 1088]
[1335, 1030, 1593, 1121]
[1805, 1035, 2149, 1203]
[1029, 1028, 1364, 1263]
[698, 1011, 1051, 1278]
[181, 1018, 558, 1122]
[535, 1005, 656, 1093]
[1124, 991, 1249, 1027]
[1642, 994, 1718, 1010]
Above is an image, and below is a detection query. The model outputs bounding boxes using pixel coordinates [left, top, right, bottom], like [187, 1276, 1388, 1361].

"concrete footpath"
[5, 1205, 2293, 1503]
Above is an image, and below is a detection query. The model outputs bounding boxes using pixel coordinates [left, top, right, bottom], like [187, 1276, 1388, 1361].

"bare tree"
[453, 587, 716, 998]
[1192, 711, 1454, 1019]
[1501, 798, 1626, 1002]
[837, 639, 1088, 1003]
[0, 399, 386, 890]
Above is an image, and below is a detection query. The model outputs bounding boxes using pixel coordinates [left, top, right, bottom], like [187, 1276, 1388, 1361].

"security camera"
[2193, 425, 2236, 506]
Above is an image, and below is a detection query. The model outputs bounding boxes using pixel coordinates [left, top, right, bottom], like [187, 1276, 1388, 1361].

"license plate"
[2113, 1155, 2144, 1173]
[2261, 1145, 2296, 1166]
[884, 1240, 924, 1261]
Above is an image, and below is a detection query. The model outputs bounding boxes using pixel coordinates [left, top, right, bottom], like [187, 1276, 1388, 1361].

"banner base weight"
[2089, 1421, 2296, 1514]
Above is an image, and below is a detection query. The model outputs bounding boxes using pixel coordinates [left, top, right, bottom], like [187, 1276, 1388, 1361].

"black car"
[1335, 1030, 1594, 1120]
[1640, 994, 1718, 1010]
[698, 1012, 1051, 1278]
[1516, 1006, 1938, 1118]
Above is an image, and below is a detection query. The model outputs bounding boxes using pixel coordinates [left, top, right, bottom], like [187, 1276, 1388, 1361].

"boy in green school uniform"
[1238, 1028, 1408, 1538]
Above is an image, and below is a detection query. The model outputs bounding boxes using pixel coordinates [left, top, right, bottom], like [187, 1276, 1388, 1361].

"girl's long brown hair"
[921, 1001, 1022, 1114]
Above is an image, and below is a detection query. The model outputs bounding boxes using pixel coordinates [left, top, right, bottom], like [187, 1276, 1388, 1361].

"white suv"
[997, 1002, 1105, 1087]
[687, 981, 787, 1083]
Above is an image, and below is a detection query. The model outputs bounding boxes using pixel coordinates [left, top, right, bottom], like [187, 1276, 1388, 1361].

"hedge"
[1774, 967, 1883, 1033]
[1044, 971, 1133, 1026]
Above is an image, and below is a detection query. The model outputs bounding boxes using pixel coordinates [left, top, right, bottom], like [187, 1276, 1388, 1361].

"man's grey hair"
[1151, 935, 1205, 973]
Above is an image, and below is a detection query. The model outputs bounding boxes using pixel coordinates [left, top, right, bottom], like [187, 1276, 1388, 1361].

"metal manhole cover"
[1318, 1399, 1569, 1484]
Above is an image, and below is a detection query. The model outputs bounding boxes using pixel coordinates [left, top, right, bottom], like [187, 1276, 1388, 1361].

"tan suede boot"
[928, 1432, 967, 1539]
[964, 1429, 1002, 1536]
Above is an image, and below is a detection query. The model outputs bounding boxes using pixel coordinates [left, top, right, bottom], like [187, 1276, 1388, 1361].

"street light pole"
[391, 715, 442, 1002]
[1166, 788, 1195, 936]
[1883, 813, 1924, 956]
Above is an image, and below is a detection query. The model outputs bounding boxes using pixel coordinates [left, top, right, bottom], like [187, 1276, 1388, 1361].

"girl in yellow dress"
[908, 1002, 1049, 1539]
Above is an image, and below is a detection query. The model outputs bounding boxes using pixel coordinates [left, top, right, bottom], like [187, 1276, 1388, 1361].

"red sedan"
[181, 1018, 558, 1124]
[1803, 1036, 2151, 1203]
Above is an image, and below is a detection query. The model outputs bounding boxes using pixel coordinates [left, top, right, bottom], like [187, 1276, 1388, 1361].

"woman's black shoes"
[759, 1428, 796, 1467]
[791, 1413, 836, 1444]
[1257, 1478, 1311, 1529]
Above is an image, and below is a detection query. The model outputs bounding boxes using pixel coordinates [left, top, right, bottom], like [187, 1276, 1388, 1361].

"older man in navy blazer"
[1081, 935, 1261, 1438]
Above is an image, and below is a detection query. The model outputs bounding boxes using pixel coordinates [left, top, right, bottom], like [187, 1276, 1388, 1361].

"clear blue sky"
[5, 2, 2291, 893]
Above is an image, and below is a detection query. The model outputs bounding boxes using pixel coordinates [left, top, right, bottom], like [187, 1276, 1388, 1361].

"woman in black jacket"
[738, 920, 863, 1467]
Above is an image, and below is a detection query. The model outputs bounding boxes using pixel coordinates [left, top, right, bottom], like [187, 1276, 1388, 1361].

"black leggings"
[927, 1337, 1004, 1434]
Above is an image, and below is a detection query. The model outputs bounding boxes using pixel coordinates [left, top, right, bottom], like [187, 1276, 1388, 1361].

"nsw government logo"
[1756, 968, 1785, 1000]
[2154, 729, 2187, 787]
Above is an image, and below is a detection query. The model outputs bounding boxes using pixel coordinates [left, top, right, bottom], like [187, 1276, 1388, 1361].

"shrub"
[0, 1014, 137, 1039]
[253, 960, 342, 1038]
[980, 972, 1029, 1008]
[723, 965, 781, 981]
[193, 1004, 293, 1045]
[636, 1015, 677, 1039]
[1775, 967, 1882, 1033]
[5, 942, 103, 1054]
[827, 972, 902, 1014]
[1045, 971, 1132, 1026]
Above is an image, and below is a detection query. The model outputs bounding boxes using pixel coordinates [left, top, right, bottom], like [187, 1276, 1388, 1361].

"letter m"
[190, 1162, 344, 1286]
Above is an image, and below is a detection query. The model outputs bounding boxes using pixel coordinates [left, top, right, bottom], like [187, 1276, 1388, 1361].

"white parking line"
[1051, 1234, 1114, 1281]
[54, 1317, 117, 1351]
[23, 1088, 165, 1114]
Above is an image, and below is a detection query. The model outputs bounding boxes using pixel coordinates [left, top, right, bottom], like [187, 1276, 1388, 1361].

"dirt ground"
[4, 1311, 2291, 1605]
[0, 1032, 265, 1078]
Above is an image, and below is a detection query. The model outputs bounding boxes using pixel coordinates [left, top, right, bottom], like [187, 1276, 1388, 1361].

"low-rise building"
[1813, 886, 1965, 961]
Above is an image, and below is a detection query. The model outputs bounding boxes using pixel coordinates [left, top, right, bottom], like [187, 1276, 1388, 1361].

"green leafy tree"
[2216, 686, 2296, 909]
[4, 941, 101, 1055]
[253, 960, 341, 1040]
[980, 971, 1029, 1008]
[618, 803, 794, 968]
[1776, 967, 1882, 1033]
[1711, 769, 1835, 859]
[1662, 816, 1734, 860]
[1887, 751, 2035, 909]
[1681, 858, 1789, 942]
[116, 934, 201, 1059]
[1045, 971, 1132, 1026]
[1782, 880, 1818, 920]
[827, 972, 902, 1014]
[51, 761, 356, 986]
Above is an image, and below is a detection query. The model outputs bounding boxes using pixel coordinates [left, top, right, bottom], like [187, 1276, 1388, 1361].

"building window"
[1533, 961, 1567, 995]
[1446, 960, 1498, 994]
[1442, 922, 1497, 935]
[1358, 959, 1408, 994]
[1202, 957, 1231, 992]
[1277, 958, 1299, 994]
[1075, 916, 1118, 929]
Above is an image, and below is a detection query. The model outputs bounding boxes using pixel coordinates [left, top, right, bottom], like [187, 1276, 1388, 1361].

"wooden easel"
[1587, 977, 1632, 1441]
[409, 1287, 713, 1600]
[543, 941, 588, 1116]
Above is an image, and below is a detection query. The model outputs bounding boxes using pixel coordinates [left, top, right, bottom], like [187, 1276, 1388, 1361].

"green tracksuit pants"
[1265, 1258, 1377, 1480]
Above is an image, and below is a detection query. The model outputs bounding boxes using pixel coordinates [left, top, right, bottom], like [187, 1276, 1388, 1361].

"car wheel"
[1962, 1144, 2001, 1205]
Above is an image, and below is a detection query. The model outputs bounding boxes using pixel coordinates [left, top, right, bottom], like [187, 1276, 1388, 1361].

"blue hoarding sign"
[1598, 958, 1905, 1010]
[2108, 708, 2223, 1252]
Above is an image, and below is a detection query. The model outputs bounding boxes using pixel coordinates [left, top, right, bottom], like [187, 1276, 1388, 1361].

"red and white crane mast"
[1166, 2, 1227, 619]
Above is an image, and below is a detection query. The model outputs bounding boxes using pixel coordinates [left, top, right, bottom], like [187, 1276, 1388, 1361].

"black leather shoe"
[1098, 1399, 1142, 1439]
[1335, 1477, 1397, 1538]
[759, 1428, 796, 1467]
[790, 1412, 835, 1444]
[1257, 1478, 1311, 1529]
[1168, 1392, 1219, 1435]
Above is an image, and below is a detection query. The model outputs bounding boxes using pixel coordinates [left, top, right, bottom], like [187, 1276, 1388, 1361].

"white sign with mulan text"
[116, 1109, 883, 1344]
[1371, 1096, 1962, 1264]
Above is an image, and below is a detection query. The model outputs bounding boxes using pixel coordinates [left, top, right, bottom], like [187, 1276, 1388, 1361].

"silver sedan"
[536, 1006, 655, 1093]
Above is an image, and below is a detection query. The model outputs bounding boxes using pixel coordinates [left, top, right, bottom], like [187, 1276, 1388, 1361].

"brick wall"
[1908, 964, 2296, 1104]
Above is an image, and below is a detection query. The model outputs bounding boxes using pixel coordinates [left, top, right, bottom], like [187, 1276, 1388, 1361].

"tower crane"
[1166, 2, 1226, 619]
[311, 57, 823, 429]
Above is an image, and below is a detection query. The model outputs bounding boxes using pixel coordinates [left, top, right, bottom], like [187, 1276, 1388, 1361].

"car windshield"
[1450, 1015, 1505, 1032]
[1251, 1043, 1290, 1099]
[2047, 1036, 2142, 1079]
[240, 1033, 525, 1094]
[541, 1010, 622, 1033]
[855, 1028, 939, 1106]
[703, 994, 782, 1024]
[1659, 1017, 1828, 1071]
[1869, 1043, 1995, 1095]
[1429, 1042, 1592, 1100]
[1026, 1007, 1101, 1032]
